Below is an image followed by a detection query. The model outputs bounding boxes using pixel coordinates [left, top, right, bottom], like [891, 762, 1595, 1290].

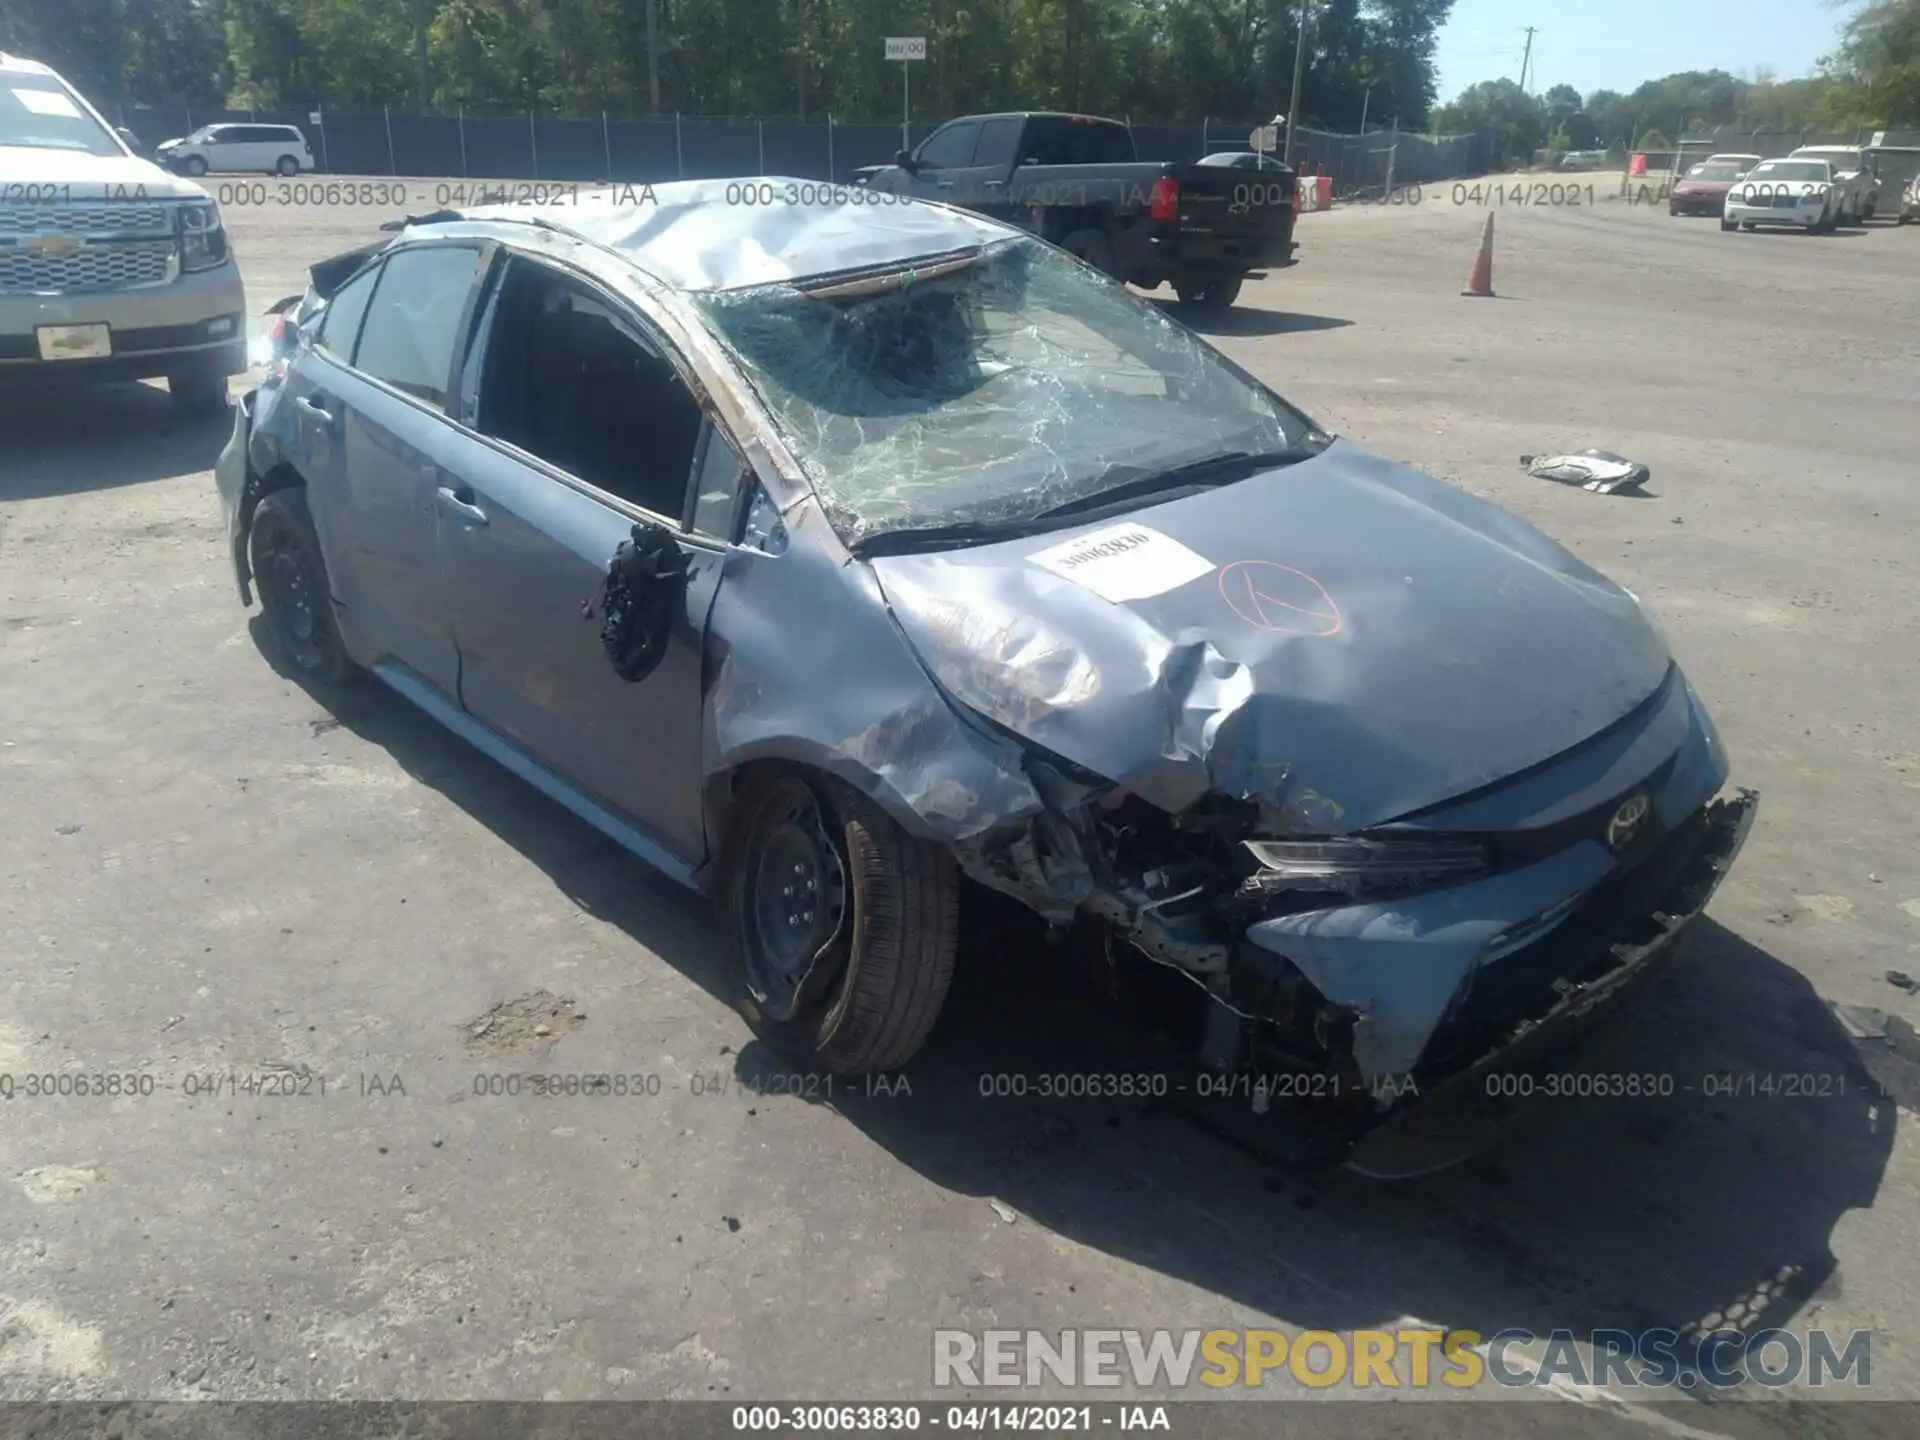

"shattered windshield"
[691, 237, 1308, 541]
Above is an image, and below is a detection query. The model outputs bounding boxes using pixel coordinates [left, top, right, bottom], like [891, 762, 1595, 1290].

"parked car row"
[1670, 144, 1919, 233]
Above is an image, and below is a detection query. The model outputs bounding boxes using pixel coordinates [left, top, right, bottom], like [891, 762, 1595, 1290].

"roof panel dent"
[467, 178, 1018, 293]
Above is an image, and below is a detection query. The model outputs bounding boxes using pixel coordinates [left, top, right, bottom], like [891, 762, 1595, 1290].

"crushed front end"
[951, 668, 1757, 1171]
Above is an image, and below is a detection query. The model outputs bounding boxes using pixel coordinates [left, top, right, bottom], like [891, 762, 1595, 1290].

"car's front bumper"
[1724, 200, 1825, 227]
[1239, 665, 1745, 1091]
[1343, 786, 1758, 1175]
[1668, 193, 1725, 214]
[0, 259, 247, 383]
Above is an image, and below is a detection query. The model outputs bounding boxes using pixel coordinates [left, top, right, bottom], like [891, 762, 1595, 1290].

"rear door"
[433, 253, 737, 866]
[293, 241, 491, 693]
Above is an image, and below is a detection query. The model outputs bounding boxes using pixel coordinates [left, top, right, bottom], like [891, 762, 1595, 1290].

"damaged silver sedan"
[216, 181, 1756, 1161]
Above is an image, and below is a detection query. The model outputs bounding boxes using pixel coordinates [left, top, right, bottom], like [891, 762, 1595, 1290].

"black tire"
[1060, 228, 1115, 278]
[723, 771, 959, 1075]
[1719, 218, 1736, 231]
[183, 155, 208, 176]
[1173, 274, 1244, 314]
[275, 155, 299, 177]
[249, 488, 356, 683]
[167, 362, 230, 418]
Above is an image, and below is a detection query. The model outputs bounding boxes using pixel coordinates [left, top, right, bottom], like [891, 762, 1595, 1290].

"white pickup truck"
[1, 51, 245, 415]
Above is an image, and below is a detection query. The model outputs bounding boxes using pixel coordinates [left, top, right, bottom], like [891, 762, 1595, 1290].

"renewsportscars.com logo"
[932, 1327, 1873, 1392]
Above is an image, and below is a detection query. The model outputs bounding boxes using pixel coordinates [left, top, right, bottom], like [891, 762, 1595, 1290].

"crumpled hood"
[869, 439, 1673, 830]
[0, 146, 209, 200]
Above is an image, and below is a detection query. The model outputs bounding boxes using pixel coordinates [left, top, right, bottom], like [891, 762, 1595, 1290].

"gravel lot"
[2, 177, 1918, 1434]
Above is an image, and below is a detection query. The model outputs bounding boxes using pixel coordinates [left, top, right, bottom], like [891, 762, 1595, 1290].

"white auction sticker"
[13, 88, 83, 119]
[1027, 522, 1215, 603]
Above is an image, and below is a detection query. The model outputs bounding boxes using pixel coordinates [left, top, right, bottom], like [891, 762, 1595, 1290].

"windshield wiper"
[850, 517, 1054, 558]
[1029, 438, 1331, 523]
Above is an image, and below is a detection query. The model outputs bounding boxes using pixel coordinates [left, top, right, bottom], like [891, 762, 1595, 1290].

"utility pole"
[645, 0, 662, 116]
[415, 0, 429, 114]
[1518, 27, 1537, 93]
[1284, 1, 1312, 168]
[796, 0, 809, 123]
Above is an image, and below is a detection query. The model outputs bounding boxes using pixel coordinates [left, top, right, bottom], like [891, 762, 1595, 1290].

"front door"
[433, 256, 735, 866]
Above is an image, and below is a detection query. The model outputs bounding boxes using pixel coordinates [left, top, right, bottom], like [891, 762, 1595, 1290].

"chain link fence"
[110, 100, 1494, 191]
[1196, 119, 1496, 197]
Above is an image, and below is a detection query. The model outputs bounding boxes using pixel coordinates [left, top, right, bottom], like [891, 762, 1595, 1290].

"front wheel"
[275, 155, 300, 177]
[723, 772, 959, 1075]
[1173, 274, 1244, 314]
[182, 155, 208, 176]
[249, 488, 357, 683]
[1720, 217, 1737, 231]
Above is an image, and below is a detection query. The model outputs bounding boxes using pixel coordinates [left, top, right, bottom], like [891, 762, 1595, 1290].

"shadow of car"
[253, 645, 1892, 1398]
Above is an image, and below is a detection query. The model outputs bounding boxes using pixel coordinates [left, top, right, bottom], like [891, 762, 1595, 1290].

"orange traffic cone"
[1462, 213, 1495, 297]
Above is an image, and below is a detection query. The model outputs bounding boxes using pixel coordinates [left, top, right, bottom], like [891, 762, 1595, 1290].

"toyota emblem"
[1605, 793, 1651, 853]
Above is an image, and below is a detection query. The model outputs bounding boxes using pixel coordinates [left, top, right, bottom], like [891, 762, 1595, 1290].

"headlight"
[177, 201, 229, 272]
[1239, 837, 1492, 902]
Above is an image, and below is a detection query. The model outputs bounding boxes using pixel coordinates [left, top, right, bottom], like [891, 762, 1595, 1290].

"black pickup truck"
[852, 111, 1297, 313]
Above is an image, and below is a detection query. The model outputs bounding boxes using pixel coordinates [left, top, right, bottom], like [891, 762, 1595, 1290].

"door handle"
[937, 180, 955, 189]
[983, 179, 1004, 190]
[293, 394, 336, 425]
[436, 484, 489, 527]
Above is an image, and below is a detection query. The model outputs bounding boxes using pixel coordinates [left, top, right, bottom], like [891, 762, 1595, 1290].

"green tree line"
[1436, 2, 1920, 166]
[1, 0, 1457, 128]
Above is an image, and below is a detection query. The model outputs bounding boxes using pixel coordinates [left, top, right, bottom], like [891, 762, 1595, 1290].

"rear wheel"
[723, 771, 959, 1076]
[249, 488, 357, 683]
[1173, 274, 1244, 314]
[1060, 228, 1115, 279]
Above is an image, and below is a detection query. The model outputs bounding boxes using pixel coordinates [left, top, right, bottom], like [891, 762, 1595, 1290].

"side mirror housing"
[894, 149, 917, 171]
[115, 127, 141, 151]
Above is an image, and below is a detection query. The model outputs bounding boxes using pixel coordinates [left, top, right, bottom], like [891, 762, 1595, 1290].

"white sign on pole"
[309, 111, 323, 125]
[1250, 125, 1278, 153]
[886, 39, 926, 152]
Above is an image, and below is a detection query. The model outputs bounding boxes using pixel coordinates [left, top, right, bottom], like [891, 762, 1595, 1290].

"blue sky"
[1433, 0, 1855, 103]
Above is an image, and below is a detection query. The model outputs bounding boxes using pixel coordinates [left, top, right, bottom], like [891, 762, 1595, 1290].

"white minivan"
[157, 123, 313, 177]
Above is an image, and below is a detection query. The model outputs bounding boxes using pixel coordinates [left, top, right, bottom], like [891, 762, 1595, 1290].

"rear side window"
[1021, 118, 1134, 165]
[314, 266, 379, 361]
[351, 244, 486, 408]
